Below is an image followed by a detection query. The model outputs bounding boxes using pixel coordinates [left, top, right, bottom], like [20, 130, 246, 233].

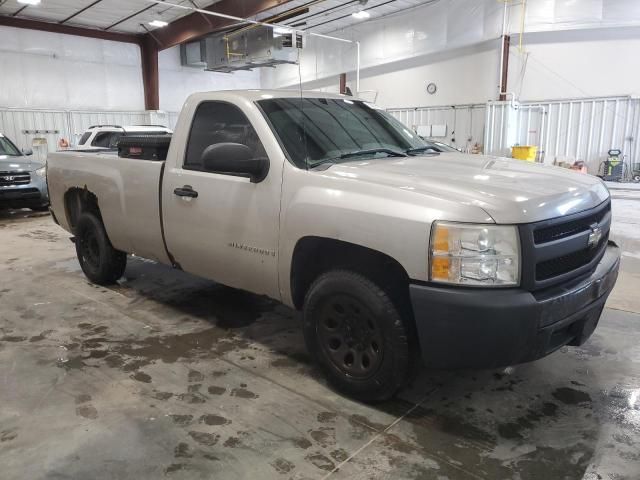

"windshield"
[258, 98, 426, 169]
[0, 135, 22, 157]
[429, 141, 458, 152]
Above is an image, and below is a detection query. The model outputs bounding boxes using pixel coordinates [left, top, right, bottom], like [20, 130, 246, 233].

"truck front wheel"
[303, 270, 413, 402]
[75, 213, 127, 285]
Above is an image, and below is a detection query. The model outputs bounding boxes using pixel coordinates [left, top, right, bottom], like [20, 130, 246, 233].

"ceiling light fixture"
[148, 19, 169, 27]
[17, 0, 41, 5]
[352, 0, 370, 20]
[352, 10, 370, 19]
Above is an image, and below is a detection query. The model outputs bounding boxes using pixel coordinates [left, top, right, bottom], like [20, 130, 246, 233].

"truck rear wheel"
[75, 212, 127, 285]
[303, 270, 413, 402]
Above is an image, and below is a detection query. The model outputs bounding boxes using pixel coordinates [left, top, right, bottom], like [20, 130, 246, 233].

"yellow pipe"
[519, 0, 526, 53]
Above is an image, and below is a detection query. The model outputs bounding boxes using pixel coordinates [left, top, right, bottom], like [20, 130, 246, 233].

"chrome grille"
[0, 171, 31, 186]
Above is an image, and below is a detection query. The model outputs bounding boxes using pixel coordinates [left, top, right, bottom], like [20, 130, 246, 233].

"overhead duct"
[180, 40, 207, 68]
[204, 26, 303, 73]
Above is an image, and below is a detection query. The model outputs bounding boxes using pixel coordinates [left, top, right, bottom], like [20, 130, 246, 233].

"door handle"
[174, 185, 198, 198]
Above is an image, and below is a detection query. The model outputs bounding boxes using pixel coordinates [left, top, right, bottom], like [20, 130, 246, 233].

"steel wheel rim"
[80, 229, 100, 270]
[316, 294, 384, 379]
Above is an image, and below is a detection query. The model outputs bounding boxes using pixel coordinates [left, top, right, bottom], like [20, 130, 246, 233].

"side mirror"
[22, 148, 33, 156]
[201, 143, 269, 183]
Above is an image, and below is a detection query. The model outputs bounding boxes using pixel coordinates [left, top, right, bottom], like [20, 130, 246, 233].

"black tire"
[303, 270, 414, 402]
[75, 212, 127, 285]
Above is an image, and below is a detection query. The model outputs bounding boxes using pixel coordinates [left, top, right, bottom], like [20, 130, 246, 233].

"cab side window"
[184, 101, 266, 171]
[78, 132, 92, 145]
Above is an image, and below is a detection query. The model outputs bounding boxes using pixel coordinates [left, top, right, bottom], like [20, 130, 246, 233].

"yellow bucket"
[511, 145, 538, 161]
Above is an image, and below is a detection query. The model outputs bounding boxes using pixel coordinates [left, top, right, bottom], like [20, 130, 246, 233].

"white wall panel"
[158, 46, 260, 112]
[358, 48, 499, 109]
[262, 0, 504, 90]
[508, 35, 640, 101]
[0, 26, 145, 111]
[388, 105, 487, 153]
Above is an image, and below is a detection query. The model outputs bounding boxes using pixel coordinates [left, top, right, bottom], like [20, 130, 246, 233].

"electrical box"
[205, 26, 303, 73]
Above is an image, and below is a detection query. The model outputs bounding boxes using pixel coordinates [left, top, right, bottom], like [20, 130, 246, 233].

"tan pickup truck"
[47, 90, 620, 401]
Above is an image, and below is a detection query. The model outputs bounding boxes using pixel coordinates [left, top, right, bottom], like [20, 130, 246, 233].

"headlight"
[430, 222, 520, 287]
[34, 166, 47, 177]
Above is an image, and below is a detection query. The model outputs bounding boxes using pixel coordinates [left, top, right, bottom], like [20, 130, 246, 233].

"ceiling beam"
[13, 5, 28, 16]
[149, 0, 296, 51]
[59, 0, 104, 25]
[0, 15, 143, 44]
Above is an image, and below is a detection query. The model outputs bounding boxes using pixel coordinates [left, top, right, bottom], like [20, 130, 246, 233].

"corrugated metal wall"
[390, 96, 640, 176]
[484, 96, 640, 173]
[387, 104, 487, 153]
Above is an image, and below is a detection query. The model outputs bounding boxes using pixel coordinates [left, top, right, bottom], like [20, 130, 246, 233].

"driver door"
[161, 101, 281, 298]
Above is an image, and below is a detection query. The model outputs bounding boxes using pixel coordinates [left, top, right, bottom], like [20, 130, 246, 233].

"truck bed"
[47, 150, 171, 265]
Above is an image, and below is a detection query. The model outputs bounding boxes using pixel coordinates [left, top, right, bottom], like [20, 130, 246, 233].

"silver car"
[0, 133, 48, 211]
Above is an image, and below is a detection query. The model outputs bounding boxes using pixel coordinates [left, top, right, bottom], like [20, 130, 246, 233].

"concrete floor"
[1, 191, 639, 480]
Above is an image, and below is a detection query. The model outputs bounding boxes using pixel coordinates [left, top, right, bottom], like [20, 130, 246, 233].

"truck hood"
[0, 154, 44, 172]
[326, 153, 609, 224]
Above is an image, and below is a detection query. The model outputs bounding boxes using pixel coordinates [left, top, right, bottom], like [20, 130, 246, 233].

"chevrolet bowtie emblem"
[588, 223, 602, 249]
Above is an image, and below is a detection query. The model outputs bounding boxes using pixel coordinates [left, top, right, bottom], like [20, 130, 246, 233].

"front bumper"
[0, 176, 49, 208]
[409, 242, 620, 369]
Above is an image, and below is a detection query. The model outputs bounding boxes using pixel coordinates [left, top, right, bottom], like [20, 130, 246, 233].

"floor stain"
[349, 414, 386, 432]
[76, 405, 98, 419]
[151, 391, 173, 401]
[309, 428, 335, 448]
[207, 385, 226, 395]
[271, 457, 295, 474]
[0, 429, 18, 442]
[223, 436, 242, 448]
[1, 335, 28, 343]
[131, 371, 152, 383]
[29, 330, 54, 343]
[330, 448, 349, 462]
[188, 431, 220, 446]
[188, 370, 204, 382]
[230, 388, 258, 399]
[75, 394, 92, 404]
[305, 453, 335, 472]
[317, 412, 337, 423]
[174, 442, 193, 458]
[199, 414, 230, 426]
[552, 387, 592, 405]
[165, 463, 185, 474]
[177, 393, 206, 404]
[19, 229, 61, 243]
[291, 437, 313, 449]
[169, 415, 193, 426]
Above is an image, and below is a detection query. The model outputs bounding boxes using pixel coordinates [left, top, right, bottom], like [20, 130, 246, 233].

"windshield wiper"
[309, 148, 407, 170]
[340, 148, 407, 159]
[406, 146, 441, 156]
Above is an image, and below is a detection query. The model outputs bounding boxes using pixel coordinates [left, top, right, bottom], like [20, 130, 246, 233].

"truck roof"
[186, 89, 353, 103]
